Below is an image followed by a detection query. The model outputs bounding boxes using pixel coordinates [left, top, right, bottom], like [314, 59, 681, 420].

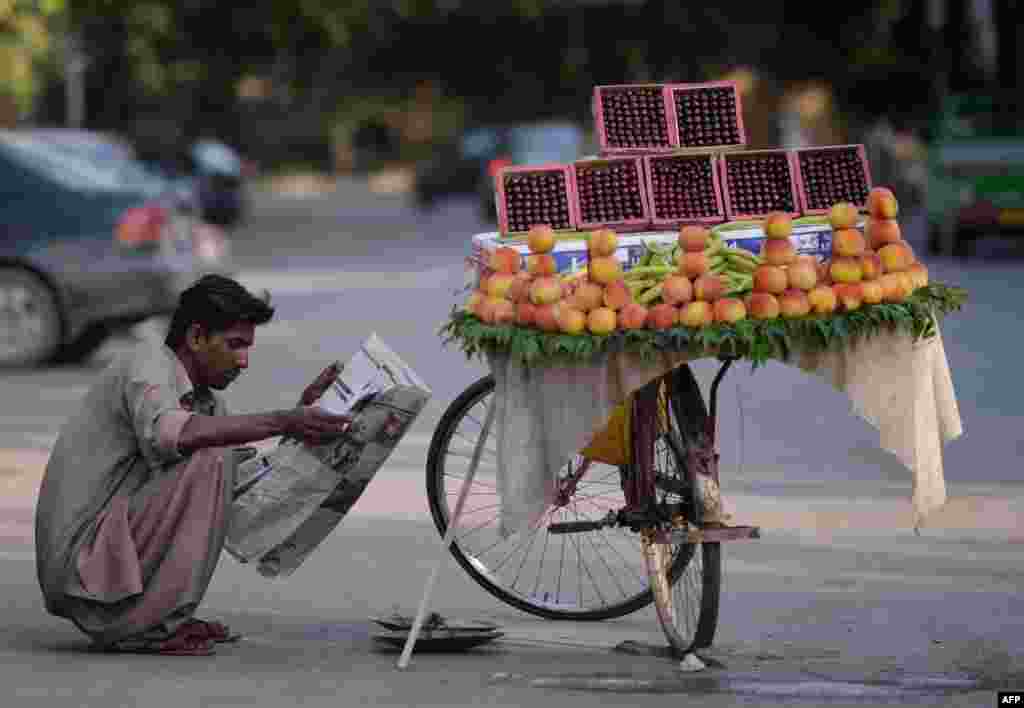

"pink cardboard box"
[495, 164, 578, 236]
[666, 80, 747, 151]
[719, 149, 800, 221]
[593, 84, 677, 155]
[642, 153, 725, 229]
[792, 144, 874, 215]
[570, 156, 651, 233]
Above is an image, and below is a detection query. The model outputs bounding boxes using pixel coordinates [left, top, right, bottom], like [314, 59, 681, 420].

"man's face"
[188, 322, 255, 390]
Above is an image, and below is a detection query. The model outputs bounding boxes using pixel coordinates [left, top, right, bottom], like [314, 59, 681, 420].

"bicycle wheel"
[644, 365, 722, 653]
[645, 536, 721, 652]
[426, 375, 690, 620]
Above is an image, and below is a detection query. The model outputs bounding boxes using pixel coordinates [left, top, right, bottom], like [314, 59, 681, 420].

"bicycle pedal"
[548, 519, 613, 534]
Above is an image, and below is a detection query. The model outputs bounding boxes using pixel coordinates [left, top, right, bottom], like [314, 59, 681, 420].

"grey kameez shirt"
[34, 340, 226, 618]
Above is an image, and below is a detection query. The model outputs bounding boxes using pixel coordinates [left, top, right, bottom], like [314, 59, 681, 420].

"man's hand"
[284, 406, 352, 446]
[299, 362, 342, 407]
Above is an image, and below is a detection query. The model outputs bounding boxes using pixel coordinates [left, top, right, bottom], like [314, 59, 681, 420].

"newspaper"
[224, 333, 431, 578]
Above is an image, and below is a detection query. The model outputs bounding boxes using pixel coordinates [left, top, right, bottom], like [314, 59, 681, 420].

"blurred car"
[925, 92, 1024, 256]
[0, 130, 231, 367]
[413, 121, 586, 221]
[413, 125, 504, 210]
[22, 128, 199, 213]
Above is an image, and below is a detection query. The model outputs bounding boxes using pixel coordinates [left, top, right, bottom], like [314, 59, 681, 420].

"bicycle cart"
[424, 357, 750, 654]
[396, 239, 966, 670]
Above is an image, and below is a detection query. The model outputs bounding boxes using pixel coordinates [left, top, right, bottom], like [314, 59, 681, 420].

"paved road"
[0, 178, 1021, 706]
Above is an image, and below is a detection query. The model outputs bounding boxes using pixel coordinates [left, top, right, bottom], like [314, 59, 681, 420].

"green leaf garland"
[438, 283, 968, 369]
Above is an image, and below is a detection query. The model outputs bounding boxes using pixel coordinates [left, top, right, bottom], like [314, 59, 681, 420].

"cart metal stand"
[397, 395, 497, 669]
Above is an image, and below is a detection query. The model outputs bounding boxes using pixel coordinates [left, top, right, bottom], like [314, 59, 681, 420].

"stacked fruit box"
[492, 80, 872, 239]
[667, 82, 747, 151]
[592, 81, 746, 154]
[571, 156, 651, 232]
[719, 149, 800, 221]
[591, 84, 676, 154]
[643, 153, 726, 230]
[495, 164, 579, 236]
[792, 144, 873, 214]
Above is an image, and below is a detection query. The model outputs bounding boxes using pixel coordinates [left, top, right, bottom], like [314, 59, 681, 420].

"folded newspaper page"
[225, 333, 431, 577]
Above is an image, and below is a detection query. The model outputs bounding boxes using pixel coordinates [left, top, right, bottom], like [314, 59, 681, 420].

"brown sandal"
[182, 618, 241, 643]
[105, 632, 216, 656]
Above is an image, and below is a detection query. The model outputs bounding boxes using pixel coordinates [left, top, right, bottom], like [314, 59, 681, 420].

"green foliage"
[439, 283, 968, 369]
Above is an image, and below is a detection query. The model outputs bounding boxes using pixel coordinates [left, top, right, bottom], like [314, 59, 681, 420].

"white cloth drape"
[487, 326, 962, 537]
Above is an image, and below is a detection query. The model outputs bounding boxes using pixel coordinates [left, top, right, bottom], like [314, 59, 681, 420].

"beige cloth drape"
[488, 325, 962, 537]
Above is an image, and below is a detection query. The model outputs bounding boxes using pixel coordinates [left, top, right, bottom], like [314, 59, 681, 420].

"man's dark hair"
[165, 274, 275, 349]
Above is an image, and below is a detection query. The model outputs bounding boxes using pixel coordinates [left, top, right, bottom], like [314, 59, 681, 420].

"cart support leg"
[397, 395, 497, 670]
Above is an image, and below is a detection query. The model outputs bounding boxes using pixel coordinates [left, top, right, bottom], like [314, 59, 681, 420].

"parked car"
[925, 92, 1024, 256]
[21, 128, 198, 213]
[0, 130, 231, 367]
[413, 121, 586, 221]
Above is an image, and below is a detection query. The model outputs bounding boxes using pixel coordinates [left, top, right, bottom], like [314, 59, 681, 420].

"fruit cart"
[396, 227, 965, 670]
[395, 80, 968, 669]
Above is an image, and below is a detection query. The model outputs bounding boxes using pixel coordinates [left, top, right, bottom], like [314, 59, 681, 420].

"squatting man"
[35, 274, 352, 655]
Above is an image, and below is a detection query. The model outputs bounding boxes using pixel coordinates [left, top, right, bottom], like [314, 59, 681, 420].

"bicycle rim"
[426, 375, 677, 620]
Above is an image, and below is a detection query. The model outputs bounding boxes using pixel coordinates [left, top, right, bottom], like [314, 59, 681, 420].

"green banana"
[638, 284, 663, 304]
[725, 254, 759, 273]
[726, 246, 761, 263]
[624, 265, 674, 280]
[628, 279, 656, 297]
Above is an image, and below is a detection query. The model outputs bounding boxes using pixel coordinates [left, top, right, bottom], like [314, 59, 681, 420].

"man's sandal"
[182, 618, 241, 643]
[104, 632, 216, 656]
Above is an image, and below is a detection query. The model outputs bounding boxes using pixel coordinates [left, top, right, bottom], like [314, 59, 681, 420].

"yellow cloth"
[580, 402, 630, 467]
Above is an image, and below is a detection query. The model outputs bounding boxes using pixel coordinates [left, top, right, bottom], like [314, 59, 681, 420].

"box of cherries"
[495, 164, 579, 235]
[593, 81, 746, 155]
[666, 81, 746, 151]
[792, 144, 873, 214]
[719, 149, 800, 221]
[570, 156, 651, 232]
[592, 84, 676, 154]
[642, 153, 726, 229]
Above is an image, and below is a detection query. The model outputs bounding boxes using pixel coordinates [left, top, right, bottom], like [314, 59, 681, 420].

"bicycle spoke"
[443, 472, 497, 490]
[593, 526, 646, 585]
[582, 521, 632, 601]
[531, 522, 553, 598]
[566, 490, 623, 505]
[454, 512, 502, 540]
[565, 526, 607, 608]
[506, 523, 545, 590]
[555, 517, 568, 603]
[447, 434, 497, 459]
[455, 501, 503, 517]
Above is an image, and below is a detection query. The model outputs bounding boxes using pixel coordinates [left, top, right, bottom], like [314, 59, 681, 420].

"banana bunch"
[622, 235, 764, 304]
[706, 233, 762, 296]
[624, 242, 676, 304]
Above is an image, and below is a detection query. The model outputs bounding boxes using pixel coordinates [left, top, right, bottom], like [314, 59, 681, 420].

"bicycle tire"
[425, 375, 693, 621]
[645, 364, 722, 652]
[645, 537, 721, 653]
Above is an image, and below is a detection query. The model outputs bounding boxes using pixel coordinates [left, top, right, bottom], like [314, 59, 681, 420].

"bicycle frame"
[547, 355, 759, 543]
